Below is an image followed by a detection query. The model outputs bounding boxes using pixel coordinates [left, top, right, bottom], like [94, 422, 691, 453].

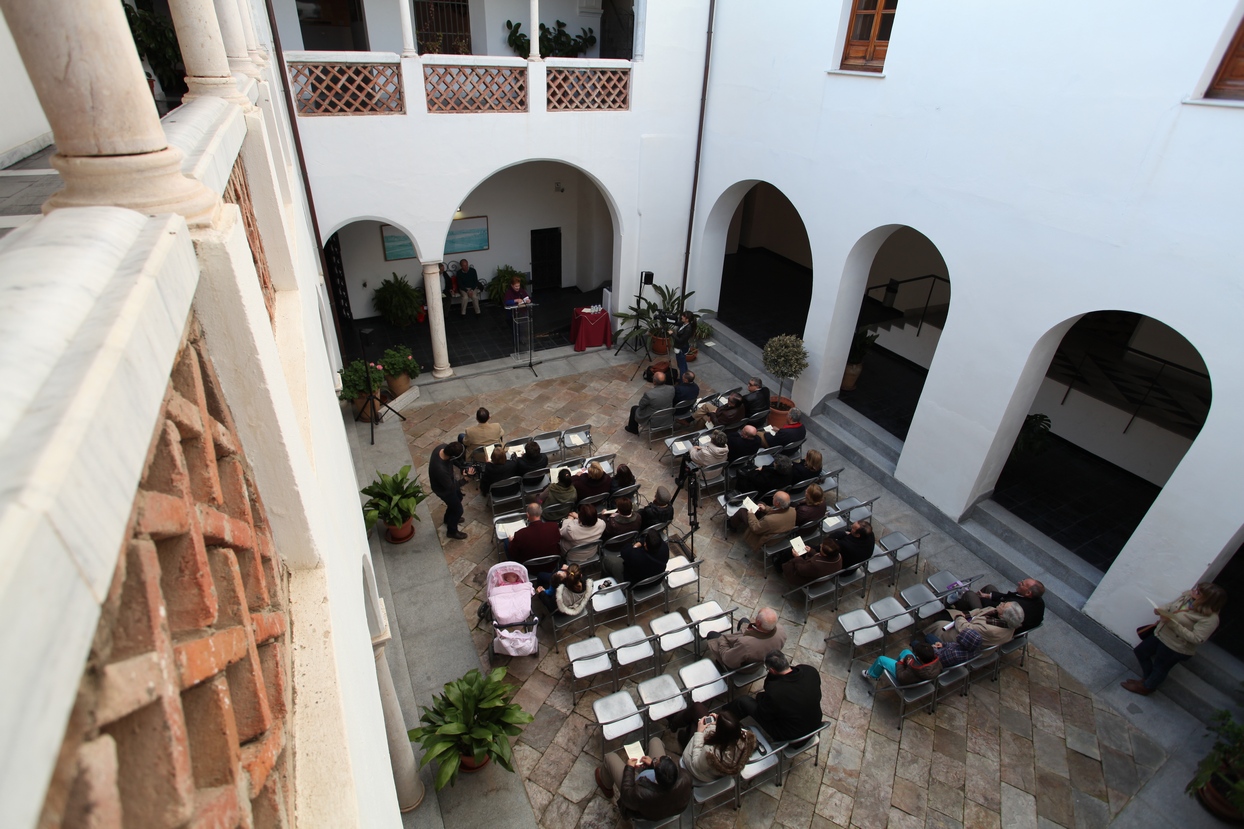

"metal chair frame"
[532, 429, 565, 462]
[641, 407, 680, 447]
[561, 424, 594, 459]
[664, 557, 702, 606]
[872, 670, 937, 724]
[995, 623, 1040, 677]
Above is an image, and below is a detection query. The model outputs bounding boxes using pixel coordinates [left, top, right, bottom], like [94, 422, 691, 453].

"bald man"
[626, 371, 675, 435]
[705, 607, 787, 670]
[742, 491, 796, 552]
[727, 424, 763, 462]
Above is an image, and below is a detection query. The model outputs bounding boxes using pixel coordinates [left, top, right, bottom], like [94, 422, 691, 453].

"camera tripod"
[356, 328, 406, 446]
[669, 459, 701, 560]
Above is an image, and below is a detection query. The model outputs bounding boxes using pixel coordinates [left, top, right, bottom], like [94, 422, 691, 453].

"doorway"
[297, 0, 369, 51]
[530, 227, 562, 292]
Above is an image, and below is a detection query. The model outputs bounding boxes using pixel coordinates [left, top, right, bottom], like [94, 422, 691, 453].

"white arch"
[325, 215, 423, 262]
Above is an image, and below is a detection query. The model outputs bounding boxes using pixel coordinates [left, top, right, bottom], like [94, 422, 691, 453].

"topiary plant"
[762, 334, 809, 412]
[372, 273, 424, 328]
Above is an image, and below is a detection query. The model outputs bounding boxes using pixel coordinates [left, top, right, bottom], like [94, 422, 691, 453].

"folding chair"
[551, 607, 591, 652]
[863, 547, 896, 588]
[637, 674, 686, 737]
[533, 430, 564, 462]
[585, 453, 616, 475]
[729, 661, 768, 698]
[693, 459, 729, 507]
[872, 671, 937, 725]
[609, 482, 641, 509]
[630, 571, 669, 619]
[502, 436, 530, 459]
[833, 495, 879, 525]
[964, 644, 1002, 692]
[678, 659, 732, 707]
[900, 582, 946, 620]
[687, 601, 735, 653]
[521, 468, 551, 499]
[737, 731, 781, 796]
[566, 539, 603, 574]
[492, 511, 527, 554]
[935, 664, 970, 700]
[609, 626, 658, 683]
[760, 536, 794, 578]
[523, 554, 561, 579]
[602, 530, 638, 557]
[488, 476, 524, 516]
[592, 689, 645, 758]
[832, 607, 885, 663]
[660, 427, 710, 463]
[561, 424, 593, 459]
[649, 610, 696, 668]
[588, 579, 630, 632]
[541, 501, 573, 523]
[664, 556, 702, 606]
[691, 773, 738, 818]
[777, 437, 806, 458]
[567, 635, 614, 704]
[879, 531, 928, 582]
[776, 721, 831, 784]
[868, 595, 916, 647]
[820, 467, 845, 502]
[995, 623, 1040, 676]
[642, 407, 679, 447]
[579, 491, 610, 509]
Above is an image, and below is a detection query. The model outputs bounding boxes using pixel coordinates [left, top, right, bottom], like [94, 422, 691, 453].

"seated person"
[680, 708, 757, 784]
[953, 578, 1046, 634]
[560, 502, 605, 558]
[595, 739, 692, 822]
[830, 519, 875, 570]
[680, 429, 728, 482]
[505, 503, 561, 565]
[795, 484, 827, 526]
[610, 463, 637, 495]
[639, 486, 675, 530]
[727, 650, 822, 743]
[737, 454, 794, 500]
[604, 527, 669, 584]
[927, 602, 1024, 649]
[602, 496, 642, 541]
[762, 408, 807, 449]
[515, 440, 548, 475]
[535, 563, 593, 616]
[917, 627, 982, 670]
[728, 491, 796, 552]
[693, 392, 745, 429]
[779, 538, 843, 588]
[625, 371, 675, 435]
[672, 370, 700, 421]
[741, 377, 771, 419]
[791, 449, 823, 484]
[862, 639, 942, 685]
[727, 424, 763, 462]
[706, 607, 787, 670]
[572, 461, 612, 502]
[541, 467, 578, 510]
[462, 407, 504, 462]
[479, 446, 519, 496]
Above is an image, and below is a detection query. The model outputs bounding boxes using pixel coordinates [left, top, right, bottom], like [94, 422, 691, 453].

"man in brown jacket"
[742, 490, 796, 551]
[705, 607, 787, 669]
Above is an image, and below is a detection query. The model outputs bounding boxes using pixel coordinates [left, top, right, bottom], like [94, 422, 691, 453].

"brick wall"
[38, 320, 292, 829]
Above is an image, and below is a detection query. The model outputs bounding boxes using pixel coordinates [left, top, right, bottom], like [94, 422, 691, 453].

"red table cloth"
[571, 307, 612, 351]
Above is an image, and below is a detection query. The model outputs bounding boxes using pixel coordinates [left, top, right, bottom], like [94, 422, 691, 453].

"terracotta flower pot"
[686, 347, 698, 362]
[458, 754, 491, 773]
[384, 516, 416, 543]
[768, 396, 796, 428]
[651, 335, 670, 355]
[352, 395, 381, 422]
[841, 362, 864, 391]
[387, 372, 412, 396]
[1195, 777, 1244, 823]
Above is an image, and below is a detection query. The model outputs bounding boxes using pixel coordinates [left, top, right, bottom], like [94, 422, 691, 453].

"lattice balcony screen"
[546, 67, 631, 111]
[288, 62, 404, 115]
[424, 64, 527, 113]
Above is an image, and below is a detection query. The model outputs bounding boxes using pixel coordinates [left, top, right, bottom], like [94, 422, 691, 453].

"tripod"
[669, 459, 700, 560]
[356, 328, 406, 446]
[615, 275, 657, 381]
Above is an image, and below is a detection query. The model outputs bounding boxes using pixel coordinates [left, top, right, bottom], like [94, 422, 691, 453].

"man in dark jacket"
[742, 376, 771, 418]
[672, 370, 700, 421]
[605, 528, 669, 584]
[639, 486, 675, 529]
[952, 577, 1045, 634]
[515, 440, 548, 475]
[728, 650, 822, 742]
[727, 425, 763, 463]
[506, 503, 561, 566]
[830, 519, 875, 570]
[762, 408, 807, 449]
[596, 738, 692, 821]
[428, 442, 473, 539]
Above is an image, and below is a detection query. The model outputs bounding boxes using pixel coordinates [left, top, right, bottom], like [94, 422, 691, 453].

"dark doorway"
[600, 0, 635, 59]
[298, 0, 369, 51]
[531, 227, 562, 292]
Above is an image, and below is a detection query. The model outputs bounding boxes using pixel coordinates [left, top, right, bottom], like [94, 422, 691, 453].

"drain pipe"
[678, 0, 716, 308]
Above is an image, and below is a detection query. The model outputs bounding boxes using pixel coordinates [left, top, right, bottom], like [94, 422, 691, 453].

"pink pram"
[484, 562, 540, 658]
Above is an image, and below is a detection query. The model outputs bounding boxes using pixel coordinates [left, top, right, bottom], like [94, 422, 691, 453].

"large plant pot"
[384, 517, 416, 543]
[387, 372, 412, 396]
[1196, 777, 1244, 823]
[686, 347, 698, 362]
[459, 754, 491, 773]
[768, 396, 796, 428]
[651, 335, 670, 355]
[841, 362, 864, 391]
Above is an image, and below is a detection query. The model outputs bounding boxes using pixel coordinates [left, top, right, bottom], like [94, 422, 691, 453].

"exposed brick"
[135, 490, 192, 539]
[186, 785, 243, 829]
[140, 421, 190, 500]
[241, 720, 285, 798]
[156, 532, 219, 632]
[210, 418, 240, 457]
[256, 642, 287, 720]
[175, 628, 249, 690]
[166, 390, 205, 440]
[217, 455, 254, 525]
[182, 676, 241, 789]
[63, 736, 122, 829]
[250, 612, 287, 645]
[198, 504, 255, 552]
[251, 773, 289, 829]
[104, 695, 195, 828]
[111, 540, 164, 662]
[97, 652, 165, 726]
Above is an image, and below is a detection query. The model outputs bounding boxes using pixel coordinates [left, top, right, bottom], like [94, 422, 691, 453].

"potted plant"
[614, 284, 695, 356]
[486, 265, 528, 306]
[505, 19, 596, 58]
[123, 4, 187, 104]
[372, 273, 425, 328]
[1009, 413, 1052, 461]
[762, 334, 809, 427]
[408, 667, 535, 790]
[841, 329, 879, 391]
[381, 344, 419, 396]
[1189, 709, 1244, 821]
[686, 315, 714, 362]
[361, 464, 428, 543]
[338, 359, 385, 421]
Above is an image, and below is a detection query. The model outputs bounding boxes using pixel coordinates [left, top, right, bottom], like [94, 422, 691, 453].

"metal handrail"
[864, 274, 951, 337]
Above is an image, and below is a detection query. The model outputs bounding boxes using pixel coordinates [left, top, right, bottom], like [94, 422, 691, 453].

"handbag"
[1136, 623, 1156, 640]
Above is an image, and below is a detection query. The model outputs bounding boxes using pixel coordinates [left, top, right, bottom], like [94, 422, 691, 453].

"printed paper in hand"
[482, 444, 495, 457]
[698, 434, 712, 445]
[673, 440, 690, 454]
[506, 446, 523, 458]
[741, 496, 759, 513]
[942, 620, 957, 631]
[790, 536, 808, 557]
[764, 426, 777, 436]
[624, 742, 644, 762]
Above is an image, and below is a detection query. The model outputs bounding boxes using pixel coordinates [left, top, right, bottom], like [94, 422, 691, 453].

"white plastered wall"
[0, 12, 51, 165]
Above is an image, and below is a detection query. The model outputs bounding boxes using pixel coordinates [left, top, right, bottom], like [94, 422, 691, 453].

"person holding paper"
[925, 602, 1024, 649]
[693, 391, 744, 428]
[572, 461, 612, 502]
[761, 407, 807, 448]
[594, 738, 691, 821]
[740, 490, 797, 552]
[780, 538, 843, 587]
[506, 503, 560, 566]
[726, 423, 763, 461]
[462, 407, 503, 462]
[503, 274, 531, 306]
[1123, 582, 1226, 696]
[680, 429, 728, 483]
[736, 454, 795, 501]
[602, 496, 642, 541]
[516, 440, 548, 475]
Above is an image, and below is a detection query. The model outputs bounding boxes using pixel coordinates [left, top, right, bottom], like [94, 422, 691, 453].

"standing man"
[672, 311, 696, 380]
[429, 441, 472, 540]
[457, 259, 481, 315]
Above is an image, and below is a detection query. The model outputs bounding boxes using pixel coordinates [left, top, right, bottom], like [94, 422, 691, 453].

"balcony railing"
[546, 62, 631, 111]
[422, 56, 528, 113]
[287, 52, 404, 116]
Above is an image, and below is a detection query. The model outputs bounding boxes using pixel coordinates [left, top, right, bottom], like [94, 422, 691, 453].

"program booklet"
[790, 536, 809, 557]
[624, 742, 644, 762]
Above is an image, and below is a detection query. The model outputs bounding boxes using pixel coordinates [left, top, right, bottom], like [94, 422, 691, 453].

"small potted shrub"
[361, 465, 428, 543]
[408, 667, 535, 790]
[381, 344, 419, 396]
[1189, 709, 1244, 821]
[338, 359, 385, 421]
[686, 315, 714, 362]
[841, 329, 879, 391]
[762, 334, 809, 427]
[487, 265, 528, 306]
[372, 273, 425, 328]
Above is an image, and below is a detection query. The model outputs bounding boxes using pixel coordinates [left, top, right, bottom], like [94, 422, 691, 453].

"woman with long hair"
[542, 467, 577, 509]
[560, 502, 605, 558]
[795, 483, 827, 525]
[1123, 582, 1226, 695]
[681, 707, 757, 783]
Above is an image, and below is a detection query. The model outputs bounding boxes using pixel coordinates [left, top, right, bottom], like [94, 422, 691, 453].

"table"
[571, 307, 612, 351]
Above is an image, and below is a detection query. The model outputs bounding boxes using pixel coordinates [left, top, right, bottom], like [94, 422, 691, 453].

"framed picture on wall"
[380, 224, 417, 261]
[445, 216, 489, 254]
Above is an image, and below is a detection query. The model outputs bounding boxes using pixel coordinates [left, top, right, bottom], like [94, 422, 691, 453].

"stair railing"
[865, 274, 950, 337]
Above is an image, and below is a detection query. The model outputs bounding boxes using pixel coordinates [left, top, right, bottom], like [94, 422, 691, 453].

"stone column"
[422, 262, 453, 378]
[399, 0, 417, 56]
[213, 0, 259, 76]
[372, 606, 425, 812]
[235, 0, 268, 64]
[528, 0, 541, 59]
[0, 0, 218, 224]
[167, 0, 251, 106]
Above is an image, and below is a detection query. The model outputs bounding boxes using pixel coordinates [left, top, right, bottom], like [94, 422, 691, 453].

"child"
[536, 563, 592, 616]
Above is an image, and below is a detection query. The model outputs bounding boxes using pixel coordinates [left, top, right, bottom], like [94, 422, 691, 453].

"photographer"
[428, 442, 474, 540]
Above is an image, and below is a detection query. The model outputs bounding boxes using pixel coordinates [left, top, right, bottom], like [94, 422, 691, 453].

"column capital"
[47, 148, 221, 228]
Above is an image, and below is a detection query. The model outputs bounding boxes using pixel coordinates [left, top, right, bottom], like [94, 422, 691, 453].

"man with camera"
[428, 441, 474, 540]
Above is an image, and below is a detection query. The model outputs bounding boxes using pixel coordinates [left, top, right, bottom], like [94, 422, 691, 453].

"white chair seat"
[665, 556, 696, 588]
[679, 659, 727, 703]
[852, 624, 885, 647]
[609, 626, 654, 667]
[651, 612, 695, 652]
[593, 589, 628, 614]
[593, 691, 644, 742]
[688, 601, 732, 638]
[879, 531, 912, 553]
[870, 596, 914, 634]
[927, 570, 960, 595]
[567, 637, 611, 678]
[900, 584, 943, 619]
[866, 551, 894, 574]
[739, 732, 779, 781]
[638, 674, 686, 721]
[837, 608, 876, 634]
[692, 774, 735, 802]
[821, 514, 848, 535]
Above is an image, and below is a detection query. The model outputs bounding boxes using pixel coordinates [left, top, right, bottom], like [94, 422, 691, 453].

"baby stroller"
[481, 562, 540, 662]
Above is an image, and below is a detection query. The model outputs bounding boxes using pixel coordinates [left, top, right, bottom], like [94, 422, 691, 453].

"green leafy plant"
[408, 667, 535, 790]
[847, 329, 879, 364]
[486, 265, 528, 305]
[694, 317, 715, 342]
[762, 334, 809, 411]
[1188, 710, 1244, 814]
[361, 465, 428, 529]
[380, 344, 419, 378]
[505, 19, 597, 58]
[123, 3, 186, 98]
[1010, 413, 1052, 459]
[614, 284, 696, 346]
[372, 273, 424, 328]
[338, 359, 385, 400]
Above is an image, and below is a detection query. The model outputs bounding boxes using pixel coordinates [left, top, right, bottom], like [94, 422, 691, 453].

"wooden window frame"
[1207, 18, 1244, 100]
[840, 0, 896, 73]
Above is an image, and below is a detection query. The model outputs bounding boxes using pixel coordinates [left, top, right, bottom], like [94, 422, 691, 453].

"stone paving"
[400, 363, 1168, 829]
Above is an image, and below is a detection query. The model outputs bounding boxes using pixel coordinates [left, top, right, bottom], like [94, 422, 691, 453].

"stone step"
[969, 500, 1102, 600]
[1161, 661, 1240, 725]
[818, 398, 902, 467]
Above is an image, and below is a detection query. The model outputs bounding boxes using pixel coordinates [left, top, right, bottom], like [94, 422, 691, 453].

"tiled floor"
[399, 364, 1166, 829]
[0, 143, 60, 240]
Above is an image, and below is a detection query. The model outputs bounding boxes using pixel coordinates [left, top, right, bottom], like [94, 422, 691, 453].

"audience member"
[830, 519, 875, 570]
[625, 371, 675, 435]
[953, 578, 1046, 634]
[573, 461, 612, 502]
[672, 369, 700, 421]
[706, 607, 787, 670]
[791, 449, 823, 483]
[740, 490, 796, 551]
[738, 454, 794, 499]
[462, 407, 503, 461]
[561, 503, 605, 558]
[595, 739, 691, 822]
[428, 441, 473, 540]
[727, 424, 763, 462]
[694, 392, 744, 428]
[926, 603, 1024, 649]
[919, 627, 982, 669]
[680, 708, 756, 784]
[611, 463, 637, 494]
[506, 503, 561, 566]
[456, 258, 481, 315]
[779, 538, 842, 587]
[762, 408, 807, 448]
[741, 377, 771, 419]
[479, 446, 519, 496]
[542, 467, 578, 510]
[1124, 582, 1226, 696]
[727, 650, 822, 742]
[639, 486, 675, 530]
[862, 640, 942, 685]
[795, 484, 827, 525]
[605, 528, 670, 584]
[535, 563, 593, 616]
[680, 429, 728, 482]
[602, 496, 642, 540]
[516, 440, 548, 475]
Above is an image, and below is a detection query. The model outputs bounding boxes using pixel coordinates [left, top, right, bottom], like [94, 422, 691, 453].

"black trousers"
[440, 491, 464, 533]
